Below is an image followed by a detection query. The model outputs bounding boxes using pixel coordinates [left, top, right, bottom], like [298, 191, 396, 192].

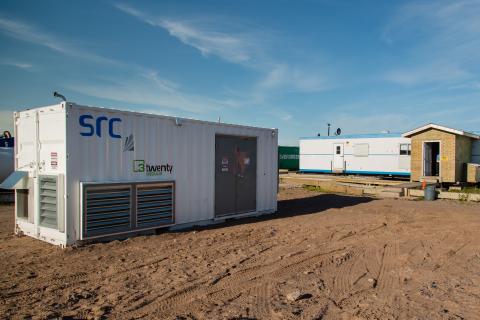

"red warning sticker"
[51, 152, 58, 169]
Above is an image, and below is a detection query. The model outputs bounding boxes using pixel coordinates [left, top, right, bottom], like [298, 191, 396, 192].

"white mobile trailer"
[299, 133, 411, 176]
[1, 102, 278, 246]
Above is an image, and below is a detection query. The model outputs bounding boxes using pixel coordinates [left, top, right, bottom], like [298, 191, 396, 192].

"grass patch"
[303, 185, 326, 193]
[448, 186, 480, 194]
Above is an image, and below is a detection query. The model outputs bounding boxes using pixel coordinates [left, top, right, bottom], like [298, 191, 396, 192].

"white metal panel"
[300, 139, 333, 172]
[398, 156, 411, 170]
[65, 103, 277, 244]
[15, 111, 37, 173]
[300, 136, 411, 175]
[38, 107, 67, 175]
[14, 104, 68, 245]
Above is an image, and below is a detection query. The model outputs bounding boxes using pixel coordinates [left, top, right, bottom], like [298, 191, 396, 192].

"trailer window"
[336, 146, 341, 154]
[400, 144, 411, 155]
[353, 143, 369, 157]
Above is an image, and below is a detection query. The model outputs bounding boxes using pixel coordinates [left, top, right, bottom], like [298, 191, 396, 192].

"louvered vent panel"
[136, 185, 174, 228]
[84, 187, 132, 237]
[39, 176, 58, 229]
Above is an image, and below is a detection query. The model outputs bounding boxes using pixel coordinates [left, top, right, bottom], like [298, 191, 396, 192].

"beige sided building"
[402, 124, 480, 183]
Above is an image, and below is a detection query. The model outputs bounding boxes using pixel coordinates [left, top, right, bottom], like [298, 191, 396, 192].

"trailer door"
[332, 143, 345, 172]
[215, 135, 257, 217]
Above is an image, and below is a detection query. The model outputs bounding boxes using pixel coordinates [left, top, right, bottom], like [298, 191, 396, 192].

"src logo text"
[79, 114, 122, 138]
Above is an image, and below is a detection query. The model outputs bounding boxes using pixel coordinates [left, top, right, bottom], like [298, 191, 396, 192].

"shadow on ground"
[277, 193, 373, 216]
[183, 193, 375, 233]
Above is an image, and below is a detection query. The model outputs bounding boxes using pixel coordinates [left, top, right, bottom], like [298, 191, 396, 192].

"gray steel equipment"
[215, 135, 257, 217]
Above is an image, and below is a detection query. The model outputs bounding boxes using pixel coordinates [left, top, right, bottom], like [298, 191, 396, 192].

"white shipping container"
[2, 102, 278, 246]
[300, 134, 411, 176]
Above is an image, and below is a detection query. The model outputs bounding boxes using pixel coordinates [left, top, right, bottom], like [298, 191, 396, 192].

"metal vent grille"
[84, 186, 132, 238]
[136, 184, 174, 227]
[39, 176, 58, 229]
[82, 181, 175, 240]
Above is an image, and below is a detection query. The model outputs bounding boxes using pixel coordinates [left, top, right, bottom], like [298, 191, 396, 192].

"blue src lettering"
[109, 118, 122, 138]
[79, 115, 94, 136]
[79, 114, 122, 138]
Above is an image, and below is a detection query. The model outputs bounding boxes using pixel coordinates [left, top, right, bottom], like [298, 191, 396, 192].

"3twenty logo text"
[133, 160, 173, 175]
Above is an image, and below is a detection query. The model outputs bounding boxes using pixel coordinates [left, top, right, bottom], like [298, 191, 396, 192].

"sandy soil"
[1, 187, 480, 320]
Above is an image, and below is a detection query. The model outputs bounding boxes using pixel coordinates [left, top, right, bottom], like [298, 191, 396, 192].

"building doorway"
[215, 135, 257, 217]
[424, 142, 440, 177]
[332, 143, 345, 172]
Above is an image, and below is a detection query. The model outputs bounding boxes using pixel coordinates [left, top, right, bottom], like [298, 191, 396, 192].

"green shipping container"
[278, 146, 299, 170]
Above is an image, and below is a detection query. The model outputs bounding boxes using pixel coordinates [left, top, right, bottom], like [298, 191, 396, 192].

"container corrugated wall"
[66, 104, 277, 243]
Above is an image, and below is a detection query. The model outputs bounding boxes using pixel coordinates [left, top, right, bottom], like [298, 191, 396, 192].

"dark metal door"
[215, 135, 237, 216]
[215, 135, 257, 217]
[234, 137, 257, 214]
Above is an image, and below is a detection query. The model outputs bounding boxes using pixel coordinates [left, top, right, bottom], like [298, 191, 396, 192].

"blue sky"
[1, 0, 479, 145]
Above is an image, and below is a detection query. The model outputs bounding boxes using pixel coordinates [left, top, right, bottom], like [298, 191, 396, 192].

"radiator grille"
[84, 187, 132, 237]
[82, 181, 175, 239]
[39, 176, 57, 229]
[136, 185, 174, 227]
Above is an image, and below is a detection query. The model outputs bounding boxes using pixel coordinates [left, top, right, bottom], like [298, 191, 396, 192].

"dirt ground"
[1, 186, 480, 320]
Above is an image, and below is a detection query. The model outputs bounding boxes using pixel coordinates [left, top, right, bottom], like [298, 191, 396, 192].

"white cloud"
[115, 3, 260, 64]
[448, 81, 480, 90]
[259, 64, 329, 93]
[160, 19, 253, 64]
[383, 0, 480, 86]
[66, 72, 231, 114]
[141, 70, 180, 93]
[265, 109, 293, 122]
[0, 14, 237, 114]
[329, 96, 480, 135]
[334, 112, 414, 134]
[0, 16, 119, 65]
[385, 62, 471, 86]
[0, 60, 32, 70]
[115, 2, 332, 98]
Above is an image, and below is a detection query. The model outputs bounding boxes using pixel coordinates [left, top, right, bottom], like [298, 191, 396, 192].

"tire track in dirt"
[162, 224, 385, 314]
[300, 300, 330, 320]
[361, 242, 386, 291]
[329, 250, 358, 302]
[250, 280, 273, 319]
[4, 252, 171, 298]
[376, 241, 401, 309]
[2, 253, 178, 316]
[3, 190, 480, 319]
[323, 225, 389, 309]
[433, 240, 472, 272]
[130, 246, 348, 317]
[0, 271, 90, 300]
